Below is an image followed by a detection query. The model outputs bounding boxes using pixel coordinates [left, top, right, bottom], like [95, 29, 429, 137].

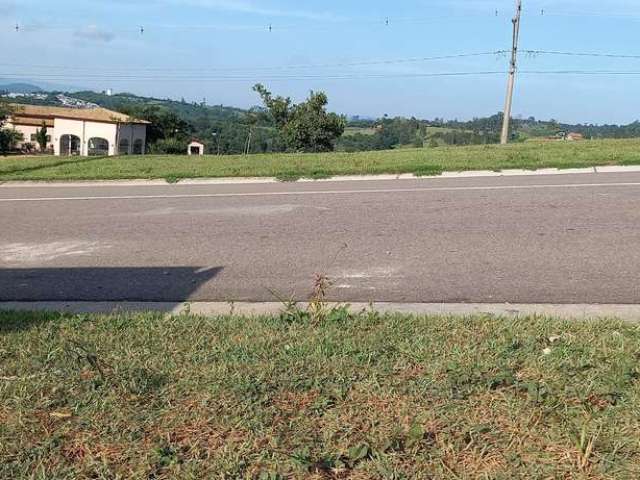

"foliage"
[150, 137, 189, 155]
[430, 129, 500, 146]
[0, 101, 21, 153]
[7, 87, 640, 154]
[116, 104, 193, 146]
[0, 129, 23, 153]
[0, 100, 11, 125]
[72, 91, 281, 155]
[338, 115, 504, 151]
[6, 90, 640, 155]
[253, 84, 345, 153]
[35, 122, 48, 152]
[338, 132, 387, 152]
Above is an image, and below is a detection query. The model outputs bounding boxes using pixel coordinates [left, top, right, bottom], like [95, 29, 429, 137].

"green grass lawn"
[1, 138, 640, 182]
[2, 310, 639, 478]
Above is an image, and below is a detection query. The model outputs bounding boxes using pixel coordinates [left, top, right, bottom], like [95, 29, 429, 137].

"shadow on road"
[0, 266, 223, 302]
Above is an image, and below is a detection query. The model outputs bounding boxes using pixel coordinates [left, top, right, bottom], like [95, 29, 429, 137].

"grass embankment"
[2, 310, 639, 478]
[1, 138, 640, 182]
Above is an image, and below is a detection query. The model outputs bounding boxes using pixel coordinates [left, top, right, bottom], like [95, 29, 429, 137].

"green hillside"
[5, 90, 640, 156]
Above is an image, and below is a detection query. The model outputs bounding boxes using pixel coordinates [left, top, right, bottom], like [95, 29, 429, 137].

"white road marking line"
[0, 182, 639, 203]
[0, 241, 108, 263]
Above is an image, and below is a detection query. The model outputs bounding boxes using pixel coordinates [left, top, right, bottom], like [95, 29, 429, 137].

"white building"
[188, 139, 205, 156]
[7, 104, 149, 156]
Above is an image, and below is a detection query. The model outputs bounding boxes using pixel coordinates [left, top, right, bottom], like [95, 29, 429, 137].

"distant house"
[6, 104, 149, 156]
[565, 132, 585, 141]
[188, 139, 205, 156]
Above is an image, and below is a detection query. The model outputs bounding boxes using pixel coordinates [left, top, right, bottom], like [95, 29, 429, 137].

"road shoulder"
[3, 165, 640, 188]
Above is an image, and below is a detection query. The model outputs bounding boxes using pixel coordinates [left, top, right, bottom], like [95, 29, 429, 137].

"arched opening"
[132, 139, 144, 155]
[118, 138, 130, 155]
[59, 135, 81, 156]
[88, 137, 109, 156]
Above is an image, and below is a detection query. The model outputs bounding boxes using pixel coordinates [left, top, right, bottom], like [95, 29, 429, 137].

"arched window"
[118, 138, 130, 155]
[88, 137, 109, 156]
[132, 139, 144, 155]
[59, 135, 81, 156]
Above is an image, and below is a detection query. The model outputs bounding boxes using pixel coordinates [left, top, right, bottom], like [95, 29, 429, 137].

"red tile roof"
[9, 104, 150, 124]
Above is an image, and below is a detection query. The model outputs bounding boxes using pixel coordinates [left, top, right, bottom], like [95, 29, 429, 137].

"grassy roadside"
[1, 139, 640, 182]
[2, 310, 639, 478]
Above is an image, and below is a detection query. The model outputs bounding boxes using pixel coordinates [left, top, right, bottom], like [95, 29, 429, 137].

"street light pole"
[213, 132, 220, 155]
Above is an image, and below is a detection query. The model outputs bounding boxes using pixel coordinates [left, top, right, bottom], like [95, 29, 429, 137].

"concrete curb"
[2, 302, 639, 321]
[2, 165, 640, 188]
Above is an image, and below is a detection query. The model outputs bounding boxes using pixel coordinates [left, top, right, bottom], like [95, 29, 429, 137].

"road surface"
[1, 172, 639, 304]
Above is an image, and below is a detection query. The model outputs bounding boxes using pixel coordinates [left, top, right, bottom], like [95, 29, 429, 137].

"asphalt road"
[1, 172, 639, 304]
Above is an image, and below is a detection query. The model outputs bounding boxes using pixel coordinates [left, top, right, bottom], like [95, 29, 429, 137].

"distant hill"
[0, 83, 44, 94]
[71, 91, 248, 120]
[5, 88, 640, 153]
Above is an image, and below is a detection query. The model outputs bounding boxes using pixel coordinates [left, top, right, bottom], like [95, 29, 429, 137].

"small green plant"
[308, 273, 331, 324]
[413, 165, 443, 177]
[270, 273, 353, 325]
[64, 339, 110, 380]
[275, 172, 301, 182]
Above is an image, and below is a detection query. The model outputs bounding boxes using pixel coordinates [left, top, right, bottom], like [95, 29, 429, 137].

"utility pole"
[500, 0, 522, 145]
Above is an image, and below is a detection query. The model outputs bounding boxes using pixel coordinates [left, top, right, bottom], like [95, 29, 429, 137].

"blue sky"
[1, 0, 640, 123]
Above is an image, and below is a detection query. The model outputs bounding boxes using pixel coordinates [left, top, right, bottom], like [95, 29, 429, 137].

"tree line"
[73, 85, 345, 155]
[4, 88, 640, 156]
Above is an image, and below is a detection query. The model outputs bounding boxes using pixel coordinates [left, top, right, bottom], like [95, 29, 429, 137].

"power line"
[6, 13, 499, 35]
[3, 70, 640, 84]
[541, 11, 640, 20]
[8, 8, 640, 35]
[0, 51, 506, 74]
[521, 70, 640, 75]
[4, 49, 640, 78]
[0, 71, 509, 81]
[522, 50, 640, 60]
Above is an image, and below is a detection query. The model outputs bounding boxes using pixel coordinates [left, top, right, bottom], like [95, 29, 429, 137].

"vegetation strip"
[2, 138, 640, 182]
[2, 310, 639, 478]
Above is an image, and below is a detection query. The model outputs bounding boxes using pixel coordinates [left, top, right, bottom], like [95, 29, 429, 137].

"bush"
[0, 128, 23, 154]
[150, 137, 188, 155]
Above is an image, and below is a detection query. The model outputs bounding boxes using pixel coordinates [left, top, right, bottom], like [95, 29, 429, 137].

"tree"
[150, 137, 188, 154]
[0, 129, 23, 153]
[0, 102, 11, 125]
[244, 111, 258, 155]
[118, 104, 193, 146]
[35, 122, 48, 152]
[0, 101, 23, 154]
[253, 84, 345, 153]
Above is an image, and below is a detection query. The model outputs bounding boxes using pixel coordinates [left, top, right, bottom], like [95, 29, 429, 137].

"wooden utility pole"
[500, 0, 522, 145]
